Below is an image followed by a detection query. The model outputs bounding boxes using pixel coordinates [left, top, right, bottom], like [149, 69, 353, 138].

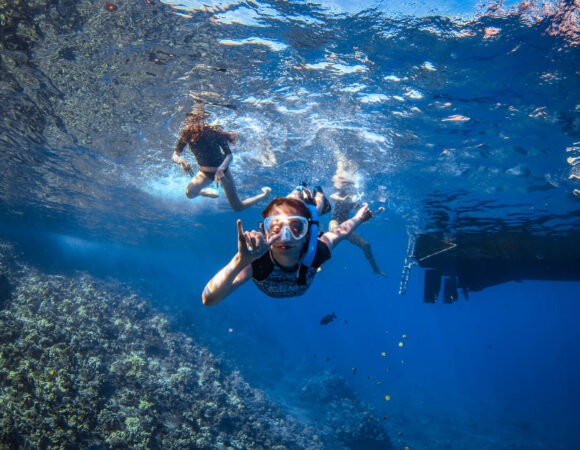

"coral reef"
[299, 371, 393, 450]
[0, 243, 324, 449]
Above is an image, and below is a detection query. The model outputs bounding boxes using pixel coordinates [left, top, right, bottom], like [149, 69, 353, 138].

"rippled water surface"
[1, 0, 579, 449]
[1, 0, 578, 241]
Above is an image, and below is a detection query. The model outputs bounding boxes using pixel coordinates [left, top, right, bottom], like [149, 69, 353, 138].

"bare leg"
[328, 219, 340, 233]
[220, 170, 271, 211]
[288, 186, 330, 216]
[186, 172, 215, 199]
[347, 231, 386, 276]
[314, 189, 331, 216]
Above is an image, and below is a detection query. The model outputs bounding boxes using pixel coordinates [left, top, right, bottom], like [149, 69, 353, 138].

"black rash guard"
[177, 128, 232, 167]
[251, 239, 331, 298]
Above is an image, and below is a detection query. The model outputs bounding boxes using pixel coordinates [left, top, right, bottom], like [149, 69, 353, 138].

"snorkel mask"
[260, 184, 320, 267]
[263, 215, 309, 241]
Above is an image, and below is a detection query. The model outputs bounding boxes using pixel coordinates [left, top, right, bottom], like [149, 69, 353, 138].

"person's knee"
[361, 241, 372, 253]
[185, 185, 197, 198]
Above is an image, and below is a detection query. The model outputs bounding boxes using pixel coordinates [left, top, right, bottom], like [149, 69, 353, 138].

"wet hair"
[180, 108, 236, 145]
[261, 197, 311, 220]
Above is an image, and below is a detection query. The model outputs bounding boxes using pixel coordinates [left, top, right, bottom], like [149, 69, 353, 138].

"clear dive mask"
[263, 215, 309, 241]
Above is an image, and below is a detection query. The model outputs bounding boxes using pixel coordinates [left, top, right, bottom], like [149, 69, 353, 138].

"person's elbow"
[202, 295, 220, 307]
[202, 288, 219, 306]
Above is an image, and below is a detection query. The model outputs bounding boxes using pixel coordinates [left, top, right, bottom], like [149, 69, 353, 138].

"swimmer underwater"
[202, 186, 377, 305]
[172, 102, 270, 210]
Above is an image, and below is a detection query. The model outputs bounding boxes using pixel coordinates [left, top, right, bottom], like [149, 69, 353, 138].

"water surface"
[1, 0, 579, 448]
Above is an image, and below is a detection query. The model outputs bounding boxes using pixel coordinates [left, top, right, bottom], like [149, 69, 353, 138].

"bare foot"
[200, 188, 219, 198]
[262, 187, 272, 196]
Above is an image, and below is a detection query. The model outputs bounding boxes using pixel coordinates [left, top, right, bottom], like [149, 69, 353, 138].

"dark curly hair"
[180, 109, 236, 145]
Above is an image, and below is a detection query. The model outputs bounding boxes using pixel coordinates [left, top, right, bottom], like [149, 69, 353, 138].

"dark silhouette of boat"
[399, 232, 580, 303]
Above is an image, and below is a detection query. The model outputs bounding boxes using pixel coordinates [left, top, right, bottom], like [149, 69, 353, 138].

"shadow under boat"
[399, 232, 580, 303]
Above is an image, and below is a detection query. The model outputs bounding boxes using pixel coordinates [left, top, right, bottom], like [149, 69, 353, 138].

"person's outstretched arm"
[202, 220, 279, 306]
[321, 203, 374, 251]
[172, 138, 194, 176]
[330, 192, 356, 202]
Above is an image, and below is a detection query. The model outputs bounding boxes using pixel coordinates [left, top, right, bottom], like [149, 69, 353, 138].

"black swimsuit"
[200, 167, 228, 180]
[188, 128, 232, 167]
[331, 199, 356, 223]
[251, 239, 331, 298]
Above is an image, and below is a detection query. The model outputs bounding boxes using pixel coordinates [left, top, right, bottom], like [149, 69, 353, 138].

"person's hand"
[237, 219, 280, 263]
[215, 167, 225, 183]
[354, 202, 373, 223]
[180, 160, 194, 177]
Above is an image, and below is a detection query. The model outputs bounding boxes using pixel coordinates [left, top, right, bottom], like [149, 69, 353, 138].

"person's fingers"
[253, 231, 266, 249]
[355, 203, 372, 222]
[237, 220, 245, 245]
[266, 232, 281, 246]
[247, 232, 257, 250]
[182, 164, 192, 176]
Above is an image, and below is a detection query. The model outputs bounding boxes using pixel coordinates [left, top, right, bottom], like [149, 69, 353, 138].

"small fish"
[320, 312, 337, 325]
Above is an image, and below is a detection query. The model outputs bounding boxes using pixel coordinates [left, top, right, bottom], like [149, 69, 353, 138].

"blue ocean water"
[1, 0, 579, 448]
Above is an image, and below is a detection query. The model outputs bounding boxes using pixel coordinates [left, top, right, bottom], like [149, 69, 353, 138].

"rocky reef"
[0, 242, 325, 449]
[299, 372, 392, 450]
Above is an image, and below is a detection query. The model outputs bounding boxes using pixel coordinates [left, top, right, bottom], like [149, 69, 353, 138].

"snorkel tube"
[300, 192, 319, 268]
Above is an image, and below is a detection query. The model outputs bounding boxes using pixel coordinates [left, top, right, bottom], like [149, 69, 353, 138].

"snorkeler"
[202, 185, 377, 305]
[172, 102, 271, 211]
[329, 172, 385, 276]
